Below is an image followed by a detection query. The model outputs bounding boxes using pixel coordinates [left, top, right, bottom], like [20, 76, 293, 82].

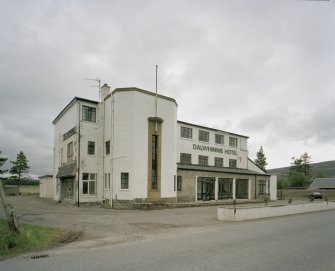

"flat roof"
[177, 163, 270, 176]
[177, 120, 249, 139]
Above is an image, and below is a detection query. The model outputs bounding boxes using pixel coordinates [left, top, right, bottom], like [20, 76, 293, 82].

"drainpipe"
[77, 102, 81, 207]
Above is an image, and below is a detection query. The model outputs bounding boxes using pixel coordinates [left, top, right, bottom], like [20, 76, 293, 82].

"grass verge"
[0, 219, 82, 259]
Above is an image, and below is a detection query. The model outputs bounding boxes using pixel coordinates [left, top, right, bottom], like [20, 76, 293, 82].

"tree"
[254, 146, 268, 171]
[10, 151, 30, 188]
[290, 152, 312, 178]
[0, 151, 8, 175]
[288, 171, 307, 187]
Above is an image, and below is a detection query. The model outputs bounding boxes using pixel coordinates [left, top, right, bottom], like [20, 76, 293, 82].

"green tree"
[254, 146, 268, 171]
[0, 151, 8, 175]
[10, 151, 30, 188]
[290, 152, 312, 177]
[288, 171, 307, 187]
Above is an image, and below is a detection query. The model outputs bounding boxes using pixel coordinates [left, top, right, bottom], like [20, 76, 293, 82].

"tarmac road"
[1, 207, 335, 271]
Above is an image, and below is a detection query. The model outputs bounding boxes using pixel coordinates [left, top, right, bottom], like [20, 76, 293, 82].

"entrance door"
[197, 177, 215, 201]
[61, 178, 74, 200]
[236, 179, 248, 199]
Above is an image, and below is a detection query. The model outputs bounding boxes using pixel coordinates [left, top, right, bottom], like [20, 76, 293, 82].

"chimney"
[100, 83, 111, 101]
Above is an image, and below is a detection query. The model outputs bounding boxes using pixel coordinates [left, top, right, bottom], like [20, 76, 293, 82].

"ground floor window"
[218, 178, 233, 199]
[197, 177, 215, 201]
[121, 172, 129, 189]
[177, 176, 182, 191]
[258, 180, 267, 195]
[236, 179, 248, 199]
[82, 173, 96, 195]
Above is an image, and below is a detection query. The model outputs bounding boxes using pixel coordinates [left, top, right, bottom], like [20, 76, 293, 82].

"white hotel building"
[53, 85, 276, 207]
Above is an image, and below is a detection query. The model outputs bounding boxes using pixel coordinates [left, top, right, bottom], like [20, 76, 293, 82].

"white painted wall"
[39, 176, 53, 198]
[177, 123, 249, 169]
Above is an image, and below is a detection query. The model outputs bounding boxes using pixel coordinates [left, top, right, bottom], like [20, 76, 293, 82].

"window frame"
[121, 172, 129, 190]
[229, 159, 237, 168]
[180, 126, 193, 139]
[88, 141, 95, 155]
[180, 153, 192, 165]
[215, 157, 224, 167]
[215, 134, 224, 145]
[82, 105, 96, 122]
[198, 130, 209, 142]
[198, 155, 209, 166]
[82, 173, 96, 195]
[105, 140, 110, 155]
[67, 141, 73, 157]
[229, 137, 238, 148]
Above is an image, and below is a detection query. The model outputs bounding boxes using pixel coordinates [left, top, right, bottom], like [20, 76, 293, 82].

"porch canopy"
[56, 161, 77, 178]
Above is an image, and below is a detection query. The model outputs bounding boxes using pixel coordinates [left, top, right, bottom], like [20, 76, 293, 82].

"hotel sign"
[192, 144, 237, 156]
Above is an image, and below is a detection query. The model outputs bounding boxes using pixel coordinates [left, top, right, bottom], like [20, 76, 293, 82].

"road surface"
[1, 209, 335, 271]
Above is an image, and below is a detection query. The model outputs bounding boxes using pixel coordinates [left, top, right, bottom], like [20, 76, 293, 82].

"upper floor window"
[88, 141, 95, 155]
[199, 130, 209, 142]
[105, 140, 110, 155]
[229, 137, 238, 148]
[180, 153, 192, 165]
[215, 157, 223, 167]
[181, 126, 192, 139]
[82, 105, 96, 122]
[198, 155, 208, 166]
[229, 159, 237, 168]
[67, 142, 73, 157]
[215, 134, 224, 145]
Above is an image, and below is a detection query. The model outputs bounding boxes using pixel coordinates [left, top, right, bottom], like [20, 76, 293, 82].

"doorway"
[61, 178, 74, 200]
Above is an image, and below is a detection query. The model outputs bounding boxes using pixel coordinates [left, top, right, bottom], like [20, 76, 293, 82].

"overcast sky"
[0, 0, 334, 177]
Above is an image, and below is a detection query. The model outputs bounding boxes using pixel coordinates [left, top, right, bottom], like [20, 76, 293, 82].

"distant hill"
[267, 160, 335, 179]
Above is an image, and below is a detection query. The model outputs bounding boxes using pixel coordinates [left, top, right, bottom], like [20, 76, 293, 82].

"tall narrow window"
[88, 141, 95, 155]
[67, 142, 73, 157]
[177, 176, 182, 191]
[121, 172, 129, 189]
[152, 134, 158, 189]
[105, 140, 110, 155]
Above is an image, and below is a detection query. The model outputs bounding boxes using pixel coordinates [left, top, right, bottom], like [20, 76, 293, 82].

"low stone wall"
[218, 201, 335, 222]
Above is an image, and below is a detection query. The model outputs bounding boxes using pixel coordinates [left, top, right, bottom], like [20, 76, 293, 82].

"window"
[229, 137, 238, 148]
[121, 173, 129, 189]
[199, 130, 209, 142]
[177, 176, 182, 191]
[104, 173, 110, 189]
[259, 180, 267, 195]
[180, 153, 192, 164]
[82, 105, 96, 122]
[82, 173, 96, 195]
[198, 155, 208, 166]
[151, 135, 158, 189]
[181, 126, 192, 139]
[229, 159, 237, 168]
[67, 142, 73, 157]
[215, 157, 223, 167]
[215, 134, 224, 145]
[105, 140, 110, 155]
[88, 141, 95, 155]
